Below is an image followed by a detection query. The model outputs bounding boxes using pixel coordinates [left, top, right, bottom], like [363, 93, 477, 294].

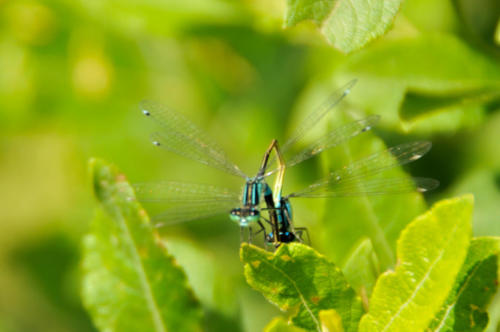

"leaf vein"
[381, 217, 461, 331]
[258, 253, 322, 332]
[116, 209, 167, 332]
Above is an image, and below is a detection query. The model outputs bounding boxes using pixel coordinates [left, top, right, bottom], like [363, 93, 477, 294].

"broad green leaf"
[320, 309, 345, 332]
[428, 237, 500, 331]
[265, 317, 307, 332]
[338, 34, 500, 131]
[359, 195, 473, 332]
[342, 238, 379, 306]
[284, 0, 404, 53]
[241, 243, 363, 332]
[82, 158, 202, 332]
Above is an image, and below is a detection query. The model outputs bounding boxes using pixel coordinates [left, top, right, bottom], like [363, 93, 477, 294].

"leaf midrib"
[257, 251, 322, 332]
[380, 215, 461, 331]
[114, 203, 167, 332]
[432, 261, 482, 331]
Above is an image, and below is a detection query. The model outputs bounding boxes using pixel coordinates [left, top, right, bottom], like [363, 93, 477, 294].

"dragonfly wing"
[265, 80, 360, 175]
[133, 181, 241, 202]
[133, 181, 241, 227]
[141, 100, 247, 178]
[289, 177, 439, 198]
[264, 115, 380, 175]
[151, 200, 240, 228]
[280, 80, 357, 154]
[289, 141, 433, 197]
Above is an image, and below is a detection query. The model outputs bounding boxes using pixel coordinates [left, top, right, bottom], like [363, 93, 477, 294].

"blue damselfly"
[135, 80, 378, 240]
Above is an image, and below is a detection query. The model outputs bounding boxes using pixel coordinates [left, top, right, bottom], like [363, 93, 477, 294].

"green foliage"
[3, 0, 500, 330]
[241, 243, 363, 332]
[320, 309, 345, 332]
[243, 195, 500, 332]
[82, 159, 202, 332]
[359, 195, 473, 332]
[265, 317, 307, 332]
[339, 34, 500, 130]
[318, 122, 427, 269]
[342, 238, 379, 304]
[428, 237, 500, 331]
[285, 0, 403, 53]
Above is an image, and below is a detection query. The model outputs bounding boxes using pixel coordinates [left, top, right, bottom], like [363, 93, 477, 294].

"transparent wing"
[134, 181, 241, 202]
[281, 79, 357, 154]
[289, 141, 434, 197]
[288, 177, 439, 198]
[151, 200, 240, 228]
[133, 181, 241, 227]
[140, 100, 247, 178]
[265, 115, 379, 175]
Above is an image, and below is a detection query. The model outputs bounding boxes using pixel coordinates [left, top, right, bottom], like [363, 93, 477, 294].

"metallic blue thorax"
[241, 180, 273, 208]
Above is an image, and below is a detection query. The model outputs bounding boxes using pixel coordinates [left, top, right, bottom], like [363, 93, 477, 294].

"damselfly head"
[229, 207, 260, 226]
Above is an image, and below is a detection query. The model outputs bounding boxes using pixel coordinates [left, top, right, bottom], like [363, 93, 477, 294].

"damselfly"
[134, 80, 377, 239]
[263, 141, 439, 246]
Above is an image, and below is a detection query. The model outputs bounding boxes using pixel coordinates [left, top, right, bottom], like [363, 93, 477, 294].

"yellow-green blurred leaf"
[359, 195, 473, 331]
[342, 238, 379, 307]
[320, 309, 344, 332]
[82, 158, 202, 332]
[265, 317, 307, 332]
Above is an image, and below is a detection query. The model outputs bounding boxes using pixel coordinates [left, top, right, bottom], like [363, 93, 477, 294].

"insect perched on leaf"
[134, 79, 438, 247]
[263, 141, 439, 246]
[136, 81, 363, 239]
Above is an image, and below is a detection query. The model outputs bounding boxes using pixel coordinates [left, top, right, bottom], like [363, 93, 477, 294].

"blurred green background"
[0, 0, 499, 331]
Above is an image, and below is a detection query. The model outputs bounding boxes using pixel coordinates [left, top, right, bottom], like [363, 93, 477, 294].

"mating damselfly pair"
[134, 80, 438, 247]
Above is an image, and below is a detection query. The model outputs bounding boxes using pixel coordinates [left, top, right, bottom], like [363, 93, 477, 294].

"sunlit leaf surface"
[241, 243, 363, 332]
[428, 237, 500, 331]
[82, 158, 202, 332]
[359, 195, 473, 332]
[265, 316, 307, 332]
[285, 0, 403, 53]
[320, 309, 345, 332]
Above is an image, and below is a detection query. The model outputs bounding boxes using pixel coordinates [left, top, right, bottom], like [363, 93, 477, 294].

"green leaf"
[320, 309, 345, 332]
[359, 195, 473, 332]
[342, 238, 379, 307]
[428, 237, 500, 331]
[265, 317, 307, 332]
[285, 0, 404, 53]
[82, 158, 202, 332]
[241, 243, 363, 332]
[338, 34, 500, 131]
